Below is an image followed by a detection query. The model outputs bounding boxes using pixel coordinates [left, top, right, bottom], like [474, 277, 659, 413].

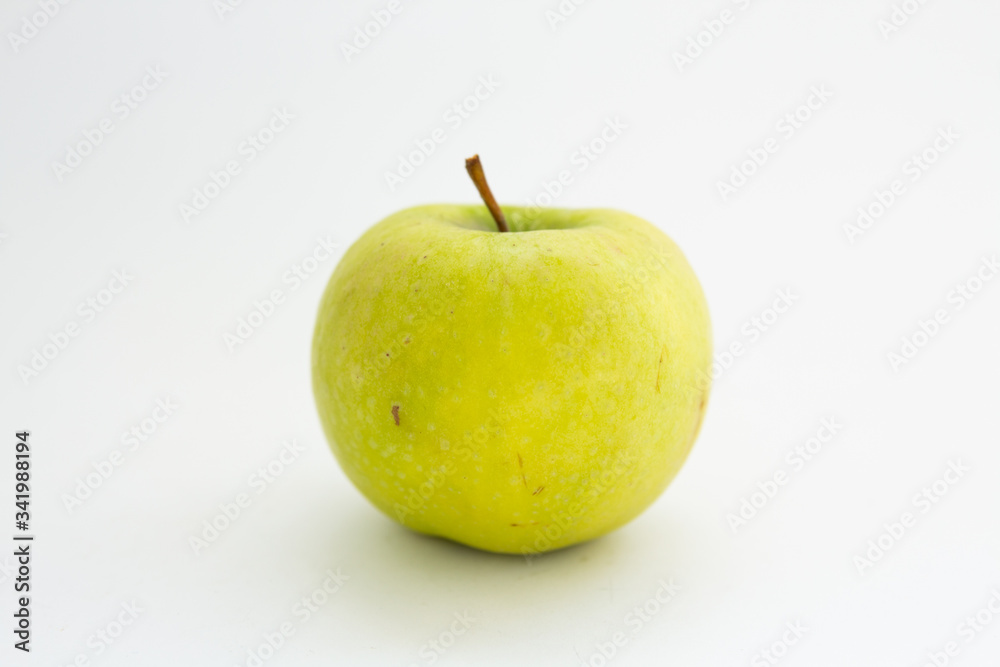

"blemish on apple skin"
[532, 486, 544, 495]
[656, 346, 666, 393]
[517, 453, 528, 487]
[391, 405, 400, 425]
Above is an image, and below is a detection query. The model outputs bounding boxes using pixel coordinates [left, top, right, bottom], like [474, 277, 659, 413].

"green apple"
[312, 157, 711, 555]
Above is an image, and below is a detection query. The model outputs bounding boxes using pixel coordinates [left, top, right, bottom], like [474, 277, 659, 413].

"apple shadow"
[275, 489, 705, 659]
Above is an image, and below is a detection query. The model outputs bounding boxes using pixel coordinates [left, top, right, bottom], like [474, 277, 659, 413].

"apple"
[312, 156, 712, 555]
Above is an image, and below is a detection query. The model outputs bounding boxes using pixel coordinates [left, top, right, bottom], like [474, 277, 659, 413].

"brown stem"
[465, 154, 509, 233]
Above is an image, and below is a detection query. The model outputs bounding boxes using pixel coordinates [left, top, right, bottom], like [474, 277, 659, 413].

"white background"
[2, 0, 999, 665]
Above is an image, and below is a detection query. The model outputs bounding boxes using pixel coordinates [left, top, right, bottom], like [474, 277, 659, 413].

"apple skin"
[312, 204, 711, 555]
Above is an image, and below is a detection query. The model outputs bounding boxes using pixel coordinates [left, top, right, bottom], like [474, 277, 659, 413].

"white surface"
[2, 1, 999, 665]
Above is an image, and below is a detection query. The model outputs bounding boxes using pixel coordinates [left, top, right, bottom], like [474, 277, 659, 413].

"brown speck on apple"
[532, 486, 544, 495]
[391, 405, 400, 425]
[656, 345, 666, 393]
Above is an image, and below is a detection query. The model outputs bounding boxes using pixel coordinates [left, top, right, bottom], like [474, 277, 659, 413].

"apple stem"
[465, 154, 509, 233]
